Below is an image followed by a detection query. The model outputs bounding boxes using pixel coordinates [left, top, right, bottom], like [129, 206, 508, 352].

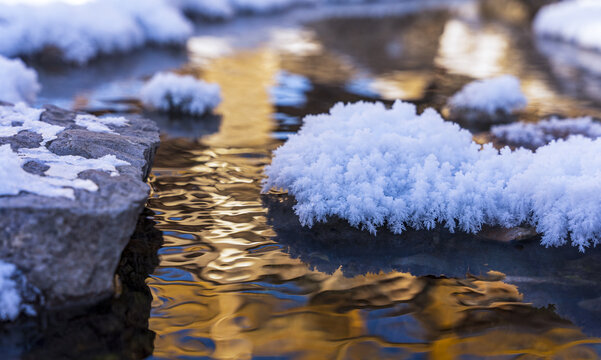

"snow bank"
[0, 103, 129, 199]
[140, 72, 221, 115]
[534, 0, 601, 51]
[270, 71, 312, 107]
[0, 0, 192, 64]
[263, 101, 601, 250]
[447, 75, 527, 116]
[492, 117, 601, 148]
[0, 56, 40, 104]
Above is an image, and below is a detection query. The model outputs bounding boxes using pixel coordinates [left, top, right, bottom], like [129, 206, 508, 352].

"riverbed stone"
[0, 104, 160, 309]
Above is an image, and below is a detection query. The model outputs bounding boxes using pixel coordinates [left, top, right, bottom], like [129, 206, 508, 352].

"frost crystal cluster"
[534, 0, 601, 51]
[140, 72, 222, 116]
[492, 117, 601, 148]
[0, 104, 129, 199]
[0, 55, 40, 104]
[263, 101, 601, 250]
[447, 75, 527, 115]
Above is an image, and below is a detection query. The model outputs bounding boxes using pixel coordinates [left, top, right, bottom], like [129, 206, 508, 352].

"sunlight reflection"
[436, 19, 509, 79]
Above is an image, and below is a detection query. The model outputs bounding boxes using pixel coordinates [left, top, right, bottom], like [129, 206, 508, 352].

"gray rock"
[0, 105, 159, 309]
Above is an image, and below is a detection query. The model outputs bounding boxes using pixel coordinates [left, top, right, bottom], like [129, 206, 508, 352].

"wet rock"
[0, 209, 163, 359]
[0, 104, 159, 309]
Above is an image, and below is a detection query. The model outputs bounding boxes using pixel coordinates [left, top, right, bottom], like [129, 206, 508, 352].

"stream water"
[5, 1, 601, 359]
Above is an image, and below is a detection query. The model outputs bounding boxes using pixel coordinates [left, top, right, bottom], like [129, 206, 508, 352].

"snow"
[0, 104, 130, 199]
[140, 72, 221, 115]
[0, 261, 26, 321]
[0, 103, 61, 144]
[0, 0, 192, 64]
[492, 117, 601, 148]
[263, 101, 601, 251]
[447, 75, 527, 116]
[270, 71, 312, 107]
[0, 56, 40, 104]
[534, 0, 601, 51]
[75, 114, 129, 134]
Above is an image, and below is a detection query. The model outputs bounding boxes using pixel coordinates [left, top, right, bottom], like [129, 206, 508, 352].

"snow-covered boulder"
[534, 0, 601, 52]
[0, 0, 192, 64]
[491, 117, 601, 149]
[0, 56, 40, 104]
[263, 101, 601, 251]
[140, 72, 221, 116]
[0, 103, 159, 308]
[447, 75, 527, 122]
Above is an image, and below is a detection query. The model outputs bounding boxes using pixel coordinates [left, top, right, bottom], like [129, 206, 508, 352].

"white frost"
[534, 0, 601, 51]
[447, 75, 527, 116]
[263, 101, 601, 251]
[140, 72, 221, 116]
[0, 55, 40, 104]
[0, 0, 192, 64]
[492, 117, 601, 148]
[75, 114, 129, 134]
[0, 261, 26, 321]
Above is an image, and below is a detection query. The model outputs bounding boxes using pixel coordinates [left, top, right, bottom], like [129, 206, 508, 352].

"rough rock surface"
[0, 104, 159, 309]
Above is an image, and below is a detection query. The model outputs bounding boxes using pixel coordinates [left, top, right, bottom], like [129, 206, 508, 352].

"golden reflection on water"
[147, 41, 601, 359]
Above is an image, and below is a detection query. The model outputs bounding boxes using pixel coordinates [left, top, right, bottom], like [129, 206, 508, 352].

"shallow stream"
[7, 1, 601, 359]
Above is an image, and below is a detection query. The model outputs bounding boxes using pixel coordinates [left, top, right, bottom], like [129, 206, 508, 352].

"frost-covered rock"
[270, 71, 312, 107]
[0, 103, 159, 308]
[0, 0, 193, 64]
[0, 56, 40, 104]
[140, 72, 221, 116]
[491, 117, 601, 149]
[534, 0, 601, 51]
[263, 101, 601, 251]
[447, 75, 527, 120]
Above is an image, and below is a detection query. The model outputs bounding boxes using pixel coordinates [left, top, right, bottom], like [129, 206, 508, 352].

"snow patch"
[492, 117, 601, 148]
[0, 55, 40, 104]
[534, 0, 601, 52]
[0, 103, 61, 144]
[0, 0, 193, 64]
[447, 75, 527, 116]
[140, 72, 221, 116]
[263, 101, 601, 251]
[75, 114, 129, 134]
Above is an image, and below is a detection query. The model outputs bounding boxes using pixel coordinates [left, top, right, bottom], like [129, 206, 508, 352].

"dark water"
[7, 1, 601, 359]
